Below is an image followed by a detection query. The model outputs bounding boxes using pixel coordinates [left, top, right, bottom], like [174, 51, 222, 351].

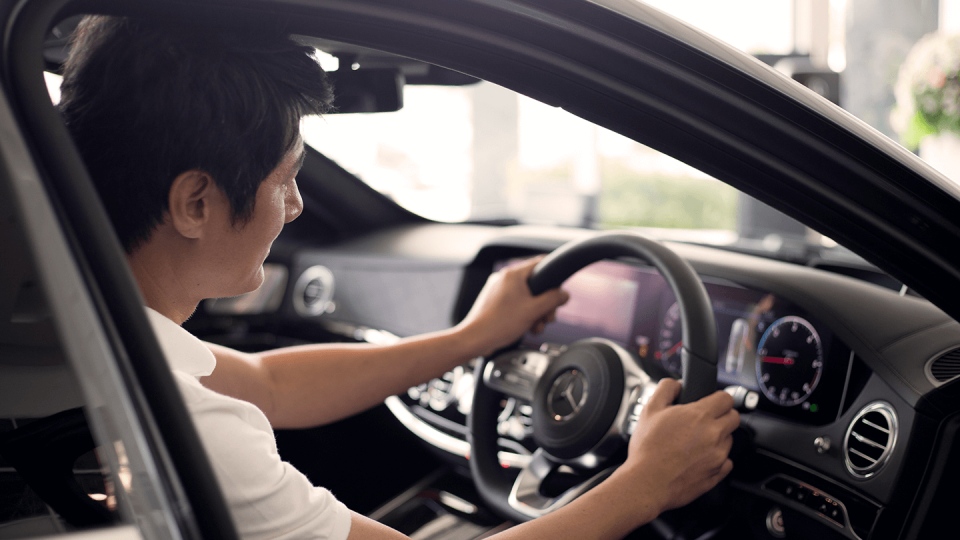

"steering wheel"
[468, 231, 718, 523]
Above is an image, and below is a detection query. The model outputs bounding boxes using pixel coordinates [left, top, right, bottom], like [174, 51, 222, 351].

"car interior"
[3, 1, 960, 540]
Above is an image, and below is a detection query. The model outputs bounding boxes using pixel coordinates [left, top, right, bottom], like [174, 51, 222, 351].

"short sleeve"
[173, 372, 352, 540]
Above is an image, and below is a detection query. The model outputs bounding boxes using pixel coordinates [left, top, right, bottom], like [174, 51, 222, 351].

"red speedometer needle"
[665, 341, 683, 357]
[762, 356, 795, 365]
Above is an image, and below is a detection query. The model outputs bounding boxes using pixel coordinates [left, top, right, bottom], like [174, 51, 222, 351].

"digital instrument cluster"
[509, 259, 853, 425]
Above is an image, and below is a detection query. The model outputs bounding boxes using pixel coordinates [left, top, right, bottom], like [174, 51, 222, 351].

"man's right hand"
[347, 379, 740, 540]
[621, 378, 740, 513]
[455, 256, 569, 358]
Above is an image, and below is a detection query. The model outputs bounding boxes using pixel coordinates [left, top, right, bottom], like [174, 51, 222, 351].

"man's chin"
[240, 268, 266, 296]
[211, 268, 265, 300]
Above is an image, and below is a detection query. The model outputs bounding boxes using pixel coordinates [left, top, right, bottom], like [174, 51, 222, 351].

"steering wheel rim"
[468, 231, 718, 523]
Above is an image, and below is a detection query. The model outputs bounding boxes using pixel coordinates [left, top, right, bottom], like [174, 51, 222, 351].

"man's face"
[205, 141, 305, 298]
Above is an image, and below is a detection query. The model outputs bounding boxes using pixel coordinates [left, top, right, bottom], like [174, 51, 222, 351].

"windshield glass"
[302, 82, 739, 235]
[302, 81, 851, 260]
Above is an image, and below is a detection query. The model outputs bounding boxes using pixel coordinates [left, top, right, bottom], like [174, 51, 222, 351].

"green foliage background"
[505, 157, 739, 230]
[597, 159, 738, 230]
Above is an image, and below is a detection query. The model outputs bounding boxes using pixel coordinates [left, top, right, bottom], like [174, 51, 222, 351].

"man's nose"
[286, 181, 303, 223]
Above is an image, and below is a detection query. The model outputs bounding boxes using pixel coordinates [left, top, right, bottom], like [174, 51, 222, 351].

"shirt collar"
[145, 307, 217, 378]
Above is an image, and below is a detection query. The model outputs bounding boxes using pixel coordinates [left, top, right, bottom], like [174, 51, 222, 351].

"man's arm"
[201, 257, 569, 428]
[347, 379, 739, 540]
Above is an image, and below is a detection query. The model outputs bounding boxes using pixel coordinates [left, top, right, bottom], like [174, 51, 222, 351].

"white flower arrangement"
[891, 31, 960, 150]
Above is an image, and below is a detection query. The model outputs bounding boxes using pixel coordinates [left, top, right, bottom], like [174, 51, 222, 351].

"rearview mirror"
[326, 68, 403, 113]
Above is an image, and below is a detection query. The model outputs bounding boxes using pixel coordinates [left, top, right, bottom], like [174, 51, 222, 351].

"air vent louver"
[844, 403, 897, 478]
[930, 348, 960, 382]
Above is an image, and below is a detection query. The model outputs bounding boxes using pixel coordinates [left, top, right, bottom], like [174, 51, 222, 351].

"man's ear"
[167, 170, 217, 239]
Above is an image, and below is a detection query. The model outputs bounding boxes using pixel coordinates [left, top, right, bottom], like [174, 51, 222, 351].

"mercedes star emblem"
[547, 369, 588, 421]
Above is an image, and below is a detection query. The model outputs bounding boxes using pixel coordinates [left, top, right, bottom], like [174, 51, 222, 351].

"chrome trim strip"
[507, 448, 616, 518]
[366, 469, 446, 521]
[836, 351, 855, 422]
[848, 448, 877, 464]
[860, 419, 889, 434]
[384, 396, 530, 469]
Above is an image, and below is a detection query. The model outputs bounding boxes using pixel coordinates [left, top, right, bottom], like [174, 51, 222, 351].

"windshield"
[302, 81, 844, 259]
[303, 82, 739, 230]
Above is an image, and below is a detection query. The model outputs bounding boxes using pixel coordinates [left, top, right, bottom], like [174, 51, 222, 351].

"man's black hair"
[59, 15, 333, 253]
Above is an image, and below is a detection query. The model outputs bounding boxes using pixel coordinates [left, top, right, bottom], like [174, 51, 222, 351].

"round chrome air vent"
[844, 402, 897, 478]
[292, 265, 335, 317]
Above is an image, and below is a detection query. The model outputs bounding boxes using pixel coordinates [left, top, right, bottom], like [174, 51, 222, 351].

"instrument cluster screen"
[497, 257, 851, 425]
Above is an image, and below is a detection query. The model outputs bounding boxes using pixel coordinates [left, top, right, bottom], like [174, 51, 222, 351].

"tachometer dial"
[756, 316, 823, 406]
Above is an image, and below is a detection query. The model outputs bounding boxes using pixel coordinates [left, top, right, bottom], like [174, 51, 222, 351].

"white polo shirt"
[146, 308, 352, 540]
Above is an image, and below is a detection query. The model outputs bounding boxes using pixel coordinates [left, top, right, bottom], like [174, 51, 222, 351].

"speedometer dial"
[756, 316, 823, 406]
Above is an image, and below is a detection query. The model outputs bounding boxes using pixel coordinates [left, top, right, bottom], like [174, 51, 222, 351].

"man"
[59, 15, 739, 540]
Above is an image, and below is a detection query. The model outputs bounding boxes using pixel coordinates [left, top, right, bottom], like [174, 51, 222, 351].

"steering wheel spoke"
[482, 348, 553, 401]
[508, 448, 617, 518]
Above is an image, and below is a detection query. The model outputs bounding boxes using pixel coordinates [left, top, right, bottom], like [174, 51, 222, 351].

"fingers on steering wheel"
[646, 379, 682, 412]
[718, 408, 741, 434]
[716, 458, 734, 482]
[720, 432, 734, 454]
[513, 255, 545, 279]
[701, 389, 736, 417]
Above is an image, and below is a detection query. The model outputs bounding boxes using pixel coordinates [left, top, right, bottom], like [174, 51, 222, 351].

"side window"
[0, 190, 122, 536]
[0, 91, 185, 538]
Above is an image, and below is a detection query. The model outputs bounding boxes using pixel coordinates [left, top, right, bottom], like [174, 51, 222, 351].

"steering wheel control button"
[539, 343, 567, 356]
[744, 391, 759, 410]
[620, 384, 656, 439]
[498, 415, 528, 440]
[766, 507, 786, 538]
[483, 350, 550, 402]
[724, 385, 759, 411]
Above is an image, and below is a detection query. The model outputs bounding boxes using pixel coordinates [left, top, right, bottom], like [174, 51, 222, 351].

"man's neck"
[127, 235, 201, 325]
